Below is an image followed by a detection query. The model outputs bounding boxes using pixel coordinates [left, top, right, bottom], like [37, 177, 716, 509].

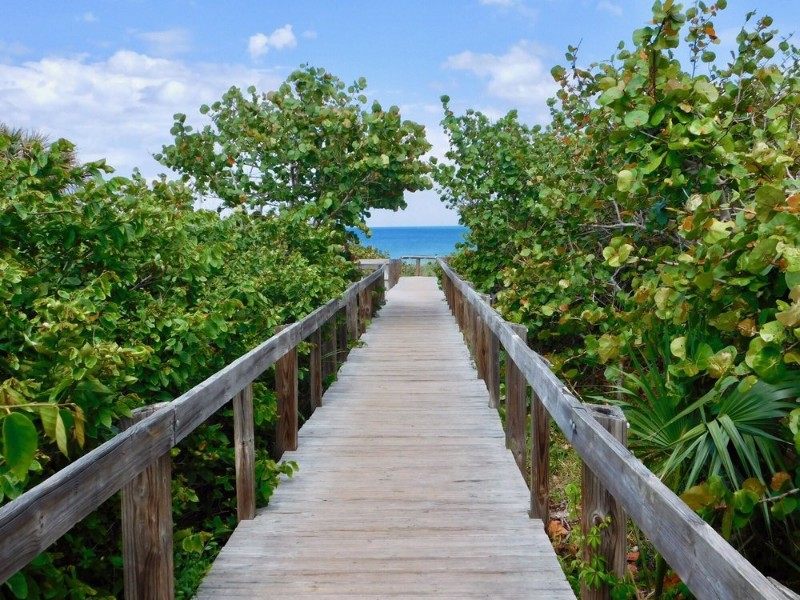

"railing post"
[475, 297, 487, 381]
[347, 294, 359, 342]
[358, 287, 369, 336]
[390, 259, 401, 287]
[582, 405, 628, 600]
[275, 325, 298, 459]
[121, 403, 174, 600]
[322, 317, 337, 383]
[464, 284, 475, 354]
[530, 389, 550, 525]
[506, 323, 527, 479]
[453, 284, 462, 328]
[416, 257, 421, 276]
[310, 327, 323, 411]
[233, 384, 256, 521]
[479, 294, 500, 408]
[337, 306, 349, 365]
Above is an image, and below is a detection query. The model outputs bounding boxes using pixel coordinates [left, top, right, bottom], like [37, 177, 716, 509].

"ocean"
[357, 226, 469, 258]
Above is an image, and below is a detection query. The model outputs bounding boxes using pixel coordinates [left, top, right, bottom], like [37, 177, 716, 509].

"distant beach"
[357, 226, 469, 258]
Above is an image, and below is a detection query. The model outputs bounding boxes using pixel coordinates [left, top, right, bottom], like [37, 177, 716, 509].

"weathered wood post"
[506, 323, 528, 479]
[454, 284, 464, 329]
[310, 327, 323, 411]
[464, 284, 476, 354]
[121, 403, 174, 600]
[416, 257, 421, 276]
[275, 325, 298, 459]
[482, 296, 500, 409]
[389, 259, 402, 287]
[530, 389, 550, 525]
[336, 306, 348, 366]
[475, 295, 488, 381]
[322, 318, 337, 382]
[582, 405, 628, 600]
[357, 287, 367, 333]
[346, 294, 359, 342]
[233, 384, 255, 521]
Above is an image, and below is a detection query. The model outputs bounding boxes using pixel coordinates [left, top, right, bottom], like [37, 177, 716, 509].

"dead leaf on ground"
[547, 519, 569, 538]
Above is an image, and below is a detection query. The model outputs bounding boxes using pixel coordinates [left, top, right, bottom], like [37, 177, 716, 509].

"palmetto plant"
[599, 333, 799, 494]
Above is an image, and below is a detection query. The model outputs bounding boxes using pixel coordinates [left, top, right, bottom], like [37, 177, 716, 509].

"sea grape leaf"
[624, 110, 650, 128]
[3, 413, 38, 480]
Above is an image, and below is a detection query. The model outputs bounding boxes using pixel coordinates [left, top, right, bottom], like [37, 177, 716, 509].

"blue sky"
[2, 1, 798, 226]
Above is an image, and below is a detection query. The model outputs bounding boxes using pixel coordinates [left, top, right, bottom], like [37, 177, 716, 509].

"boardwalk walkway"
[196, 277, 574, 598]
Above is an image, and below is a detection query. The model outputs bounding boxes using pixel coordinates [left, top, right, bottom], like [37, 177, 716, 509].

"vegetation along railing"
[402, 254, 438, 276]
[0, 266, 387, 596]
[438, 258, 797, 600]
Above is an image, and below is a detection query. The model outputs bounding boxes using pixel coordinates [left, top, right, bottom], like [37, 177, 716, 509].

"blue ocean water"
[357, 226, 469, 258]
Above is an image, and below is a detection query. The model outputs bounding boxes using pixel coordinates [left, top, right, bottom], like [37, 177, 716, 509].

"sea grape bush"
[0, 127, 356, 597]
[157, 65, 433, 231]
[435, 0, 800, 583]
[1, 67, 424, 599]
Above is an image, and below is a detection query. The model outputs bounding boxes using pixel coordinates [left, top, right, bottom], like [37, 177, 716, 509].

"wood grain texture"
[121, 404, 174, 600]
[196, 277, 574, 599]
[531, 390, 550, 525]
[506, 323, 528, 481]
[581, 405, 627, 600]
[336, 307, 348, 367]
[233, 384, 256, 522]
[310, 328, 323, 411]
[388, 259, 402, 289]
[275, 325, 298, 459]
[347, 296, 359, 343]
[438, 259, 788, 600]
[487, 321, 500, 409]
[321, 318, 337, 383]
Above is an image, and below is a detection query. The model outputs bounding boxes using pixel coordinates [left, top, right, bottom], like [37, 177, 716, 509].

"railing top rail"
[0, 265, 385, 585]
[437, 258, 788, 600]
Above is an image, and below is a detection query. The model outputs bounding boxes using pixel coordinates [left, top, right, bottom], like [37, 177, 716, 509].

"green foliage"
[435, 0, 800, 583]
[157, 66, 433, 230]
[0, 123, 360, 597]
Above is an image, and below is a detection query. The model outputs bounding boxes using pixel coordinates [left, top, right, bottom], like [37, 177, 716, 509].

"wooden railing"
[438, 258, 796, 600]
[401, 254, 438, 276]
[0, 266, 386, 594]
[357, 258, 402, 288]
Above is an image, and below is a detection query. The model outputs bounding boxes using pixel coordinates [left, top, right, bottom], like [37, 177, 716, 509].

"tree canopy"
[157, 66, 432, 230]
[435, 0, 800, 583]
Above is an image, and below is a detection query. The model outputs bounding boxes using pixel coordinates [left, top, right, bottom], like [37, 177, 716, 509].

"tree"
[435, 1, 800, 586]
[157, 66, 433, 230]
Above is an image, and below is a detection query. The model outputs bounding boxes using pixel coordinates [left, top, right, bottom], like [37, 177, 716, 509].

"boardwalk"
[196, 277, 574, 598]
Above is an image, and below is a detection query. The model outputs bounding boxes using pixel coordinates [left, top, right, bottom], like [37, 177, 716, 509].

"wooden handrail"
[0, 266, 385, 586]
[437, 258, 791, 600]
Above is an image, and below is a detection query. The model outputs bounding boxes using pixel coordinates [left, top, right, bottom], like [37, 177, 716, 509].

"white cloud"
[443, 41, 557, 121]
[137, 28, 192, 56]
[480, 0, 516, 5]
[80, 12, 98, 23]
[0, 51, 283, 178]
[302, 30, 318, 40]
[597, 1, 623, 17]
[248, 25, 297, 60]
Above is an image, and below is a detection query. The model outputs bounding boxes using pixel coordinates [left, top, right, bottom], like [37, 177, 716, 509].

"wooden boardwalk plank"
[196, 277, 575, 599]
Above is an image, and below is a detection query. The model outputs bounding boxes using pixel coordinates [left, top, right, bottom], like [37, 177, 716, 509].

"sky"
[1, 1, 798, 226]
